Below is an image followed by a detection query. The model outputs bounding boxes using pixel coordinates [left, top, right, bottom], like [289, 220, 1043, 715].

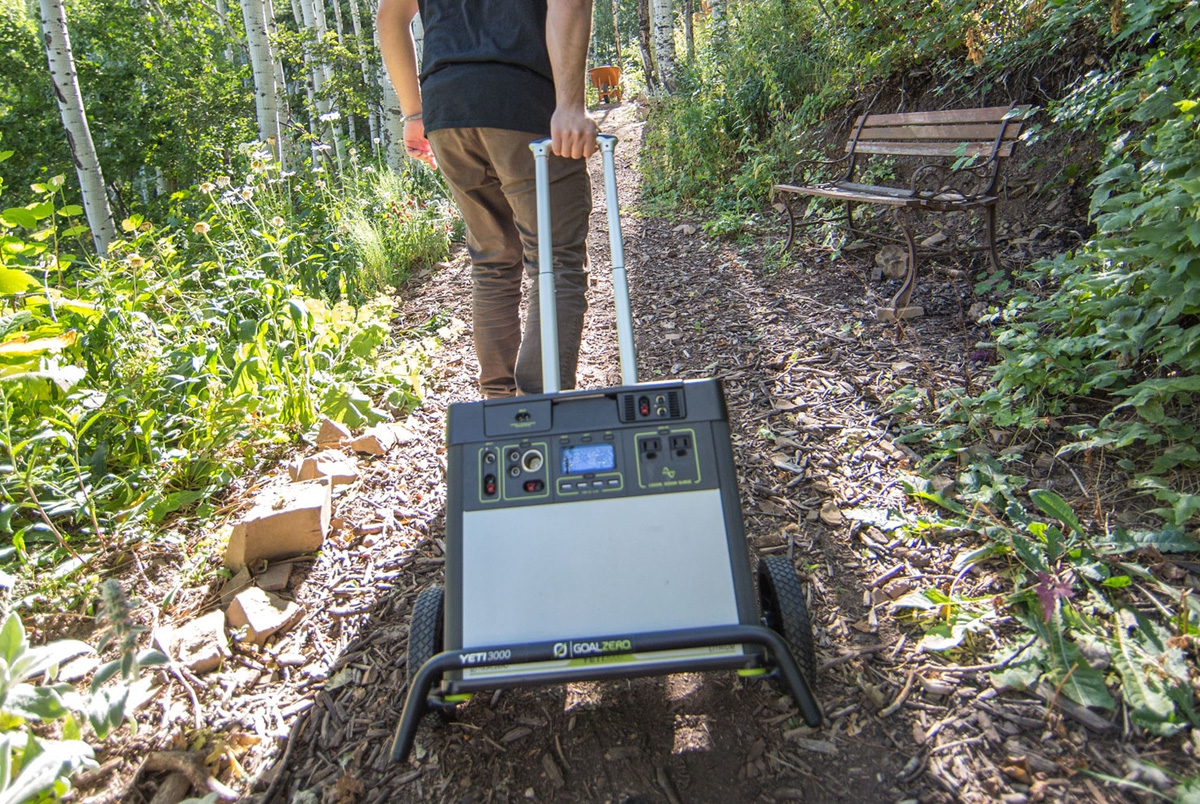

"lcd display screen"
[560, 443, 616, 475]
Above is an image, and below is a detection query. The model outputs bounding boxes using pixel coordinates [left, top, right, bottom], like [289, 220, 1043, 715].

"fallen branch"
[141, 752, 239, 801]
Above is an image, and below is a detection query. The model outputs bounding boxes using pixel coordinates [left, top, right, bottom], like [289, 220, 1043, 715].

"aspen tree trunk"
[347, 0, 381, 154]
[264, 0, 291, 171]
[652, 0, 676, 92]
[684, 0, 693, 62]
[308, 0, 345, 170]
[38, 0, 115, 255]
[290, 0, 319, 155]
[611, 0, 621, 70]
[373, 1, 404, 170]
[637, 0, 657, 93]
[240, 0, 285, 160]
[328, 0, 356, 145]
[216, 0, 236, 62]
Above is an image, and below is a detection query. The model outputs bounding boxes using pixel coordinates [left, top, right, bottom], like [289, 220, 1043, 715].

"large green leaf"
[1029, 488, 1083, 535]
[0, 615, 25, 666]
[1112, 617, 1182, 734]
[2, 683, 72, 720]
[1045, 627, 1115, 710]
[0, 269, 37, 295]
[0, 737, 94, 804]
[10, 640, 92, 683]
[1097, 524, 1200, 555]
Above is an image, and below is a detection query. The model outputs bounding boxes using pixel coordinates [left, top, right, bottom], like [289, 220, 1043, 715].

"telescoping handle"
[530, 135, 637, 395]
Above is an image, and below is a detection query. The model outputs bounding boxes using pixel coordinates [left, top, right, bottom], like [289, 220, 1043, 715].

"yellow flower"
[127, 254, 146, 268]
[193, 221, 211, 235]
[251, 159, 266, 172]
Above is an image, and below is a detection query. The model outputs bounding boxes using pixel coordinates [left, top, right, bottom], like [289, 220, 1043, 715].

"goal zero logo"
[553, 642, 568, 659]
[567, 639, 633, 657]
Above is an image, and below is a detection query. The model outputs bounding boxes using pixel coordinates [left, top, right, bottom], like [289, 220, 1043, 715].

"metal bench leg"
[879, 207, 924, 322]
[773, 193, 796, 253]
[985, 203, 1002, 274]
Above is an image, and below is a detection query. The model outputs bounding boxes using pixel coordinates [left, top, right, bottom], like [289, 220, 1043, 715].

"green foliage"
[0, 582, 164, 804]
[1, 146, 453, 588]
[892, 461, 1199, 736]
[642, 0, 841, 214]
[894, 0, 1200, 513]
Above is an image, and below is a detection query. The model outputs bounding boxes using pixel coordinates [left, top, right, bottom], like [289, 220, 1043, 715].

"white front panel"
[461, 489, 740, 648]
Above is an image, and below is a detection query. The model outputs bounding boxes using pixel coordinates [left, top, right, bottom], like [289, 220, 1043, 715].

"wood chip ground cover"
[73, 103, 1198, 803]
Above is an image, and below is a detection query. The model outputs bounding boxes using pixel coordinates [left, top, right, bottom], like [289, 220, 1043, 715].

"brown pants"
[428, 128, 590, 397]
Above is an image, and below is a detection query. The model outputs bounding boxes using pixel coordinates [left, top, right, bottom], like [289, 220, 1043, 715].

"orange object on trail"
[588, 66, 622, 104]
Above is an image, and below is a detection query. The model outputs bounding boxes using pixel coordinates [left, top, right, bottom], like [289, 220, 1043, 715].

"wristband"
[402, 112, 423, 123]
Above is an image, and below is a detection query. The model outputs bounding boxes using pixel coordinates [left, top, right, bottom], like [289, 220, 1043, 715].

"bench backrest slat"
[855, 123, 1023, 142]
[848, 140, 1018, 159]
[853, 105, 1024, 128]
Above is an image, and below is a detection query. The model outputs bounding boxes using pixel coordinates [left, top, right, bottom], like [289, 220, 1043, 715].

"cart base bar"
[390, 623, 823, 764]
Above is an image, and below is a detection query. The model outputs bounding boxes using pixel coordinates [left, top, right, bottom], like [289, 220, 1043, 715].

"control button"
[581, 434, 592, 443]
[592, 480, 604, 488]
[607, 479, 619, 487]
[483, 474, 497, 496]
[509, 466, 520, 477]
[639, 396, 651, 417]
[603, 432, 614, 441]
[508, 450, 520, 463]
[560, 482, 573, 491]
[524, 479, 544, 493]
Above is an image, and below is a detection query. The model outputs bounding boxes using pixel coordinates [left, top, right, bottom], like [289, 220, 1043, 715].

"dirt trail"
[112, 102, 1143, 804]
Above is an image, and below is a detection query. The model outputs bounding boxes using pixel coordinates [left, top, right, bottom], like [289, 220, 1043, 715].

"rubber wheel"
[407, 585, 444, 686]
[757, 555, 817, 687]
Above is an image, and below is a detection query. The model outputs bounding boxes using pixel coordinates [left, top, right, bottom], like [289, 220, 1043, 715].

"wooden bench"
[772, 104, 1030, 320]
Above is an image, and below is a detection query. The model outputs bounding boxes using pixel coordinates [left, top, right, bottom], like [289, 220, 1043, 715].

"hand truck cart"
[391, 135, 823, 763]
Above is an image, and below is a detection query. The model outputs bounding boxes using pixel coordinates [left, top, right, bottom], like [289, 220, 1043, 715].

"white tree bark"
[347, 0, 381, 154]
[264, 0, 291, 171]
[652, 0, 676, 93]
[38, 0, 115, 255]
[410, 12, 423, 64]
[373, 3, 404, 171]
[298, 0, 344, 169]
[240, 0, 285, 160]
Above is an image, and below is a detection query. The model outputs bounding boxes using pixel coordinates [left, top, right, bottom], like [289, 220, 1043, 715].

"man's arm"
[546, 0, 598, 160]
[377, 0, 436, 167]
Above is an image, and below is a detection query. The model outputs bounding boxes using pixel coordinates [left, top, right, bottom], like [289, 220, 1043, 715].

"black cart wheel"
[408, 585, 459, 720]
[757, 555, 817, 687]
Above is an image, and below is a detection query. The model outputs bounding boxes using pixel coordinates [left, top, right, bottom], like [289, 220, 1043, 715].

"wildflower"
[373, 137, 381, 145]
[349, 148, 357, 157]
[127, 254, 145, 268]
[240, 187, 253, 201]
[271, 216, 285, 227]
[267, 136, 277, 147]
[216, 175, 232, 188]
[363, 166, 375, 173]
[139, 222, 152, 233]
[193, 221, 211, 235]
[199, 181, 215, 193]
[316, 180, 326, 188]
[313, 143, 332, 153]
[319, 111, 341, 123]
[251, 158, 266, 172]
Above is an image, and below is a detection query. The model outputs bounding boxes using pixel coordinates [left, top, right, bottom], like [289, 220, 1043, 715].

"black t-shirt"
[416, 0, 557, 135]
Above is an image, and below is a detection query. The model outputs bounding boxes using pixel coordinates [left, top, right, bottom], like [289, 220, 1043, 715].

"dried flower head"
[193, 221, 210, 235]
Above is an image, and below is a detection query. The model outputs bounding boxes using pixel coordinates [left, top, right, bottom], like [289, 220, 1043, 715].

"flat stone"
[224, 480, 331, 571]
[219, 565, 254, 606]
[292, 450, 359, 486]
[256, 561, 293, 592]
[316, 418, 351, 448]
[877, 305, 924, 322]
[347, 433, 388, 456]
[158, 610, 229, 674]
[227, 587, 303, 647]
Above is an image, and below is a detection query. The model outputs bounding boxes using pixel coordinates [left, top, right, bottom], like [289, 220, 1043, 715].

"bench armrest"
[787, 152, 852, 185]
[910, 157, 1002, 203]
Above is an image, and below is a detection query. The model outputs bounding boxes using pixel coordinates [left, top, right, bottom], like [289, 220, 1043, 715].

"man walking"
[377, 0, 598, 398]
